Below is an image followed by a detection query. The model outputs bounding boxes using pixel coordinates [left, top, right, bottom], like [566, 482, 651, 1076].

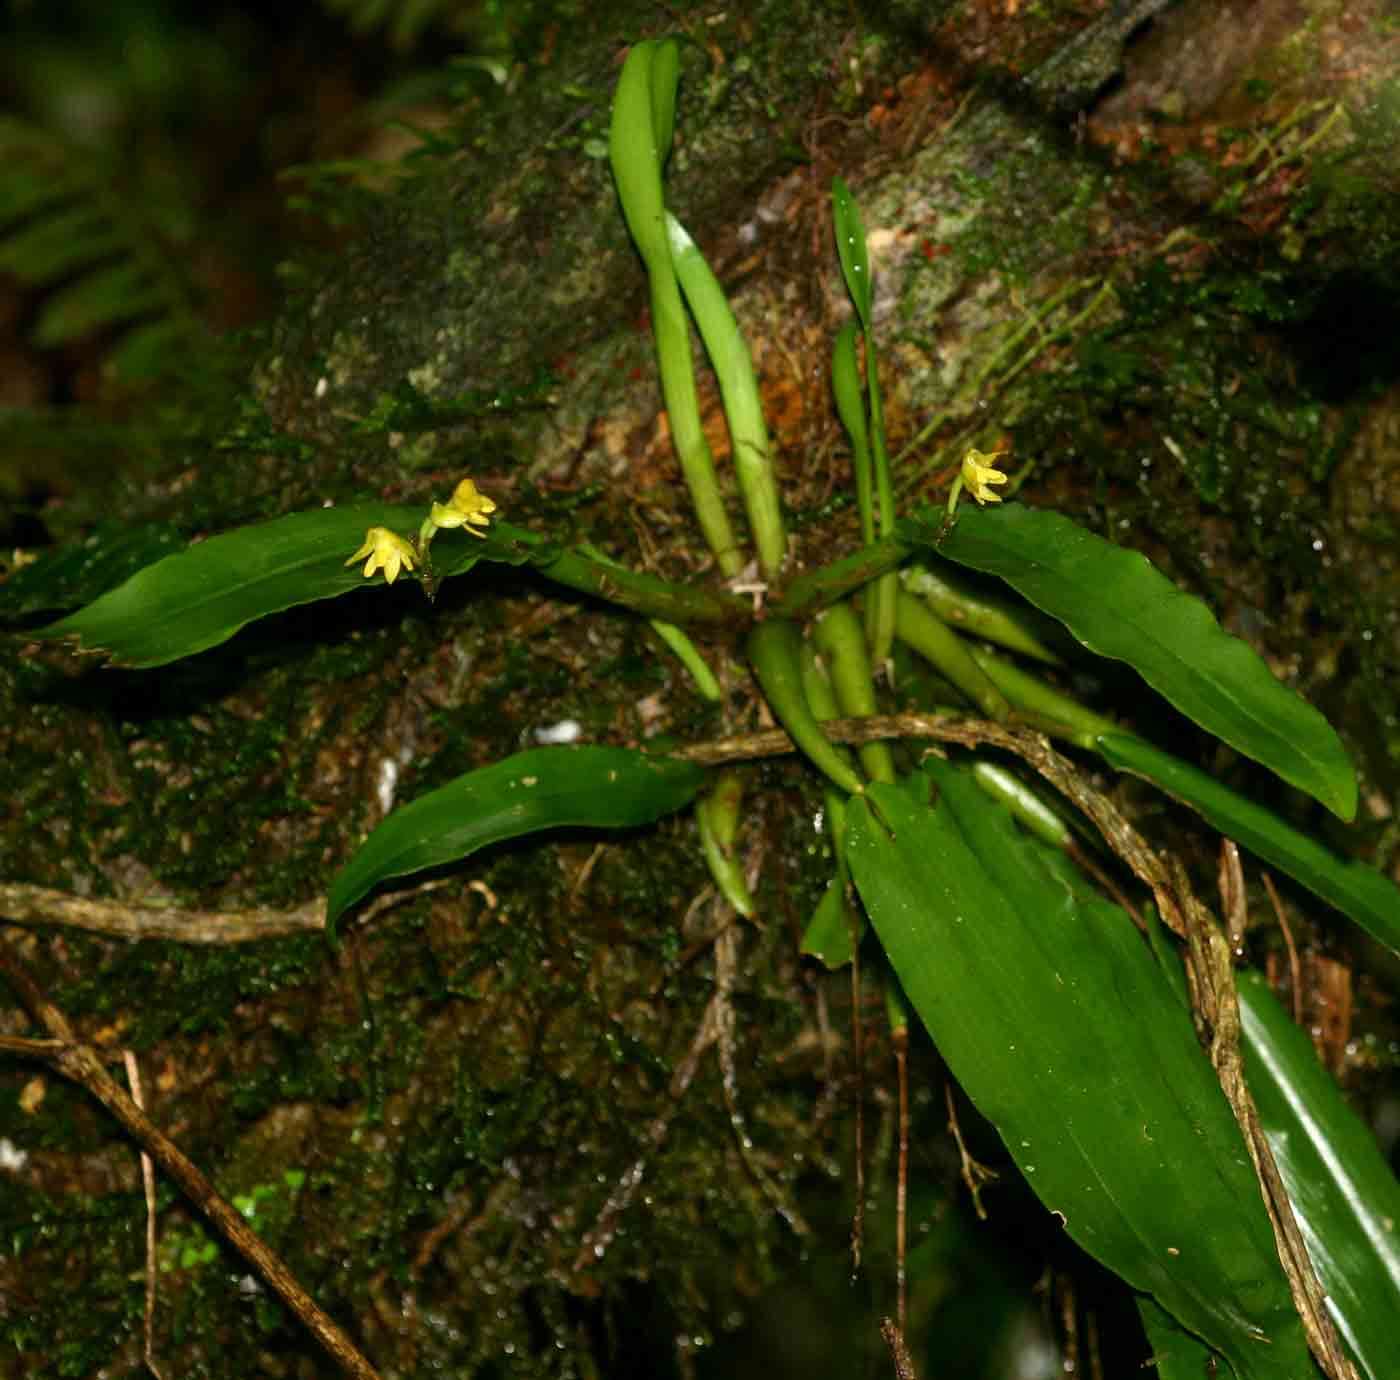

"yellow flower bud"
[428, 477, 498, 536]
[960, 447, 1010, 505]
[345, 527, 418, 584]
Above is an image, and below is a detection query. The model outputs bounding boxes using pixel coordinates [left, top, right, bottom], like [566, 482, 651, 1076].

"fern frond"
[318, 0, 471, 51]
[0, 115, 203, 381]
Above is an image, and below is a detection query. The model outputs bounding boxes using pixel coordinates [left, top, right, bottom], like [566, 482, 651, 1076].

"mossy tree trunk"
[4, 2, 1399, 1375]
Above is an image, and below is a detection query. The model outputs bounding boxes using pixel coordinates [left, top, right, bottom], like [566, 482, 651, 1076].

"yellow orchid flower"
[960, 447, 1010, 505]
[428, 477, 497, 537]
[345, 526, 418, 584]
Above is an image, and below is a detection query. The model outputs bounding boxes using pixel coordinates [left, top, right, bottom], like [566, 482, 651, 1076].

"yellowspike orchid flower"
[345, 527, 418, 584]
[960, 447, 1010, 505]
[428, 477, 497, 536]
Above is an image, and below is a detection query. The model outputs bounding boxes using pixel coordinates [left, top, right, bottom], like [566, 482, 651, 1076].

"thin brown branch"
[0, 882, 323, 943]
[1175, 861, 1358, 1380]
[1261, 871, 1303, 1024]
[893, 1024, 909, 1334]
[0, 878, 454, 945]
[123, 1049, 165, 1380]
[945, 1081, 997, 1220]
[879, 1316, 920, 1380]
[0, 932, 382, 1380]
[712, 921, 810, 1237]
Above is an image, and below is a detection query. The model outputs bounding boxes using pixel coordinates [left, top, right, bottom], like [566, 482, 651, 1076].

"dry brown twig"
[0, 877, 456, 944]
[122, 1048, 165, 1380]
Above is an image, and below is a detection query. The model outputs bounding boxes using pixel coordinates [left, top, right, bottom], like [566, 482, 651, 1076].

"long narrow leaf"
[37, 504, 497, 667]
[1239, 971, 1400, 1380]
[911, 503, 1357, 819]
[1099, 732, 1400, 958]
[325, 747, 705, 935]
[846, 766, 1312, 1378]
[831, 176, 872, 328]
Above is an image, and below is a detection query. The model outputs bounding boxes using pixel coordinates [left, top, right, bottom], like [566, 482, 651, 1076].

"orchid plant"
[23, 34, 1400, 1380]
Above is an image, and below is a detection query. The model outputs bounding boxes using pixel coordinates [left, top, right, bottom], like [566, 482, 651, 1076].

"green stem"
[650, 621, 723, 700]
[812, 601, 895, 784]
[966, 645, 1119, 748]
[667, 212, 786, 579]
[748, 619, 864, 796]
[970, 761, 1072, 849]
[697, 769, 756, 917]
[493, 524, 749, 625]
[862, 333, 898, 669]
[832, 322, 874, 546]
[775, 535, 910, 621]
[578, 542, 722, 698]
[899, 563, 1062, 665]
[893, 591, 1011, 722]
[799, 641, 860, 775]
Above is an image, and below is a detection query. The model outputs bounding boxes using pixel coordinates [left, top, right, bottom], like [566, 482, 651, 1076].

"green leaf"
[1098, 732, 1400, 958]
[1139, 1297, 1223, 1380]
[831, 176, 872, 329]
[1239, 971, 1400, 1380]
[36, 504, 497, 667]
[846, 765, 1312, 1379]
[0, 522, 186, 619]
[800, 873, 861, 968]
[326, 747, 705, 936]
[913, 503, 1357, 819]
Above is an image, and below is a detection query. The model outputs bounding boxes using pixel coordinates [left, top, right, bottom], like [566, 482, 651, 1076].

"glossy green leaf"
[1099, 732, 1400, 959]
[912, 503, 1357, 820]
[846, 765, 1312, 1379]
[1239, 971, 1400, 1380]
[37, 504, 501, 667]
[325, 747, 705, 936]
[831, 176, 872, 328]
[1139, 1297, 1223, 1379]
[0, 522, 185, 619]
